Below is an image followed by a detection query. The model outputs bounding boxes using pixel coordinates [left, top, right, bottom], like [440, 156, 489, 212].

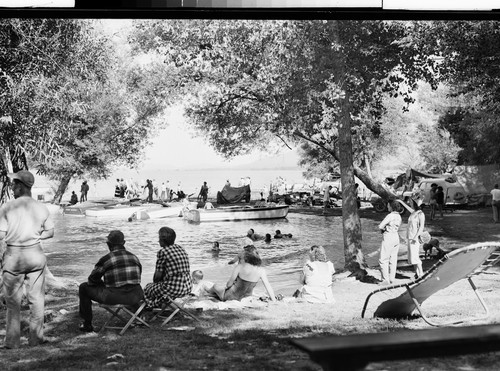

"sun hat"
[107, 230, 125, 245]
[8, 170, 35, 188]
[419, 231, 431, 244]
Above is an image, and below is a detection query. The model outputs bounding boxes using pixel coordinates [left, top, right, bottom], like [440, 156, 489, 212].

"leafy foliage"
[0, 19, 169, 202]
[421, 21, 500, 165]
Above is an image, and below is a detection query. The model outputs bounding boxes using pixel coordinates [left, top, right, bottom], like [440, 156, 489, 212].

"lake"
[44, 211, 383, 297]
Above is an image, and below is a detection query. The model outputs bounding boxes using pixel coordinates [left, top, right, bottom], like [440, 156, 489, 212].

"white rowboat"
[185, 204, 289, 222]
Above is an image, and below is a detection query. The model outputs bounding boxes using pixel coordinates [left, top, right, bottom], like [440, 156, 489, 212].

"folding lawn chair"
[362, 241, 500, 326]
[99, 301, 150, 335]
[149, 295, 201, 327]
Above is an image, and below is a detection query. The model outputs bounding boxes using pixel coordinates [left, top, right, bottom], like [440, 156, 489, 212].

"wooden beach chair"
[362, 242, 500, 326]
[99, 301, 150, 335]
[149, 295, 201, 327]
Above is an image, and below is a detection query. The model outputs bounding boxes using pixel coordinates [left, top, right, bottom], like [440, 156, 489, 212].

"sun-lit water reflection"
[44, 212, 383, 296]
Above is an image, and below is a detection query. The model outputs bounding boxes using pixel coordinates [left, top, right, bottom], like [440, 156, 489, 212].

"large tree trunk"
[331, 20, 366, 273]
[338, 100, 365, 271]
[353, 165, 397, 201]
[52, 173, 73, 204]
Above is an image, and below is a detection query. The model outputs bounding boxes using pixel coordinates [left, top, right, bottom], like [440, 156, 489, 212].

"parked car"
[403, 178, 468, 207]
[370, 177, 468, 213]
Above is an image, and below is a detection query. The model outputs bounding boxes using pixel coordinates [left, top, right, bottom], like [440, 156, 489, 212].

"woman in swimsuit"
[210, 247, 276, 302]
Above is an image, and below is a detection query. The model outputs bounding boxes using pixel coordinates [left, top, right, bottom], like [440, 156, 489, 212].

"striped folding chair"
[362, 242, 500, 326]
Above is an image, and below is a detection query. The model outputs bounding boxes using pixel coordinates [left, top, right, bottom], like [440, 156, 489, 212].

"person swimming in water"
[212, 241, 220, 252]
[274, 230, 292, 239]
[247, 228, 264, 241]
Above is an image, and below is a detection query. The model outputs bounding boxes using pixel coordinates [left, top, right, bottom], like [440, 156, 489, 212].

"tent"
[216, 184, 251, 204]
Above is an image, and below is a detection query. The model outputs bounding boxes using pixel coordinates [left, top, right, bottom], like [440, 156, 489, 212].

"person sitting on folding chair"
[78, 230, 143, 332]
[144, 227, 192, 308]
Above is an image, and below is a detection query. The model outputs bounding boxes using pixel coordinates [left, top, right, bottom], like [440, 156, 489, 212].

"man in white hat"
[0, 170, 54, 348]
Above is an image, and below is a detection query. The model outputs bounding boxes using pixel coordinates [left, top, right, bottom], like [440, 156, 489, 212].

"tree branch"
[275, 133, 293, 150]
[293, 129, 338, 160]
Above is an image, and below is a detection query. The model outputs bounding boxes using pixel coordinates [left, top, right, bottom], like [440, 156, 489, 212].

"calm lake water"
[44, 211, 383, 296]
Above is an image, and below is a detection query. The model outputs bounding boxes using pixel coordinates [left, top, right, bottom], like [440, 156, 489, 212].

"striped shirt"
[88, 248, 142, 288]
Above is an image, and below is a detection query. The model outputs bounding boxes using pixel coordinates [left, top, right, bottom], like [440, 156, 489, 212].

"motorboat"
[63, 199, 122, 216]
[129, 202, 196, 220]
[185, 204, 289, 222]
[85, 202, 162, 218]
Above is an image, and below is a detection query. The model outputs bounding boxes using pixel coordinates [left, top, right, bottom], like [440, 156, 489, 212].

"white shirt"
[378, 211, 402, 234]
[491, 188, 500, 201]
[0, 196, 54, 246]
[301, 261, 335, 304]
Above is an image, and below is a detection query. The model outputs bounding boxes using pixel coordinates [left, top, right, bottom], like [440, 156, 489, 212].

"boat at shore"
[62, 199, 123, 216]
[185, 204, 289, 222]
[129, 202, 197, 220]
[85, 202, 162, 218]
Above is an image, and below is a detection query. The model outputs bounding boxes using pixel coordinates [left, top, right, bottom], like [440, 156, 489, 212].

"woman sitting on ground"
[210, 247, 276, 302]
[295, 245, 335, 303]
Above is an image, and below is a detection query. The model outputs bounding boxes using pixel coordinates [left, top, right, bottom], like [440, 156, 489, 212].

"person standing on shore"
[435, 186, 445, 219]
[114, 179, 121, 198]
[144, 179, 153, 203]
[406, 199, 425, 278]
[80, 180, 89, 203]
[165, 180, 171, 202]
[78, 230, 143, 332]
[491, 184, 500, 223]
[160, 182, 166, 201]
[198, 181, 209, 203]
[378, 200, 402, 285]
[322, 185, 332, 215]
[429, 183, 438, 220]
[0, 170, 54, 349]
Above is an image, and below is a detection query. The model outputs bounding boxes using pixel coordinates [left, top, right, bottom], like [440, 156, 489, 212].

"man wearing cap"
[0, 170, 54, 348]
[78, 230, 143, 332]
[144, 227, 192, 308]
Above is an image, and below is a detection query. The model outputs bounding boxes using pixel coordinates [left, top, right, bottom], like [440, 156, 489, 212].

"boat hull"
[186, 205, 289, 222]
[131, 205, 184, 220]
[85, 204, 162, 218]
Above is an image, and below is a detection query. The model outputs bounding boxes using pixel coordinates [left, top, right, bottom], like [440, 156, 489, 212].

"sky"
[102, 19, 300, 173]
[139, 105, 300, 171]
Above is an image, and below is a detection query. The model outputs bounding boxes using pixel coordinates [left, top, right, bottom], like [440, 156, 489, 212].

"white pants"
[379, 232, 400, 283]
[2, 244, 46, 348]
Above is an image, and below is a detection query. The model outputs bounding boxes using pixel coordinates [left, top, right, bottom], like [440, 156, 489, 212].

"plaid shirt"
[144, 244, 192, 307]
[88, 248, 142, 288]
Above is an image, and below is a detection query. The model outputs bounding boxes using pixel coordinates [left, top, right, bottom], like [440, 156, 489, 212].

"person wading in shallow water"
[0, 170, 54, 349]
